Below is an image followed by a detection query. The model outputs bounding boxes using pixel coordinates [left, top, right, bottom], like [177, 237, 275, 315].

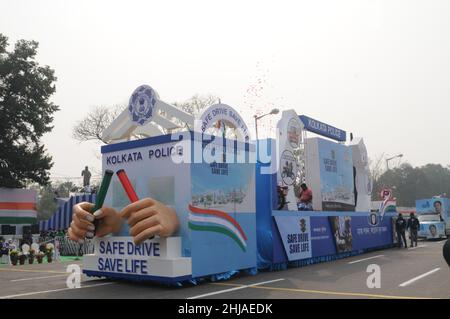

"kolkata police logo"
[128, 85, 158, 126]
[280, 149, 298, 186]
[368, 212, 379, 226]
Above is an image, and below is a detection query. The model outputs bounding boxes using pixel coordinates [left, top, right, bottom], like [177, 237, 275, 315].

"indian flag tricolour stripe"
[0, 210, 37, 218]
[188, 204, 248, 252]
[0, 188, 37, 224]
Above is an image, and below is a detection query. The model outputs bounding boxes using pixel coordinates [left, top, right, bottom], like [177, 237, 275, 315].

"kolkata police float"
[82, 84, 396, 284]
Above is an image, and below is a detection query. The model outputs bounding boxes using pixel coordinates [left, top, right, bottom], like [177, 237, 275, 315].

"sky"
[1, 0, 449, 183]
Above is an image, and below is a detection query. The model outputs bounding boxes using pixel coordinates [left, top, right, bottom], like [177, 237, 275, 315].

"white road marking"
[430, 241, 446, 245]
[0, 282, 114, 299]
[11, 274, 68, 282]
[348, 255, 384, 264]
[188, 278, 285, 299]
[399, 268, 441, 287]
[408, 245, 427, 250]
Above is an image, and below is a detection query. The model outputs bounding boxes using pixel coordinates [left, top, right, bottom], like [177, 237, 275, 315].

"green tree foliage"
[36, 185, 58, 221]
[34, 181, 84, 220]
[54, 181, 80, 198]
[373, 163, 450, 206]
[0, 34, 59, 188]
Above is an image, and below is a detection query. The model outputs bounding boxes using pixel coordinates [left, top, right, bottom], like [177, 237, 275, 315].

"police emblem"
[299, 218, 306, 233]
[368, 212, 379, 226]
[128, 85, 158, 126]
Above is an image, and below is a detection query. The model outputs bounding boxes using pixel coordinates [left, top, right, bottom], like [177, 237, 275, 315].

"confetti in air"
[243, 59, 285, 139]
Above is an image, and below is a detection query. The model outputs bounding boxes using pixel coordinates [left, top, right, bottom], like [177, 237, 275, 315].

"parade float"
[80, 84, 397, 284]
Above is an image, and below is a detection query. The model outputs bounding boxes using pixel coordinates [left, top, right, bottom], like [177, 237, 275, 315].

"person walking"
[395, 213, 408, 249]
[407, 212, 420, 248]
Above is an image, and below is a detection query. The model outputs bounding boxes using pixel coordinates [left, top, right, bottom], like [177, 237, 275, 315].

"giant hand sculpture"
[120, 198, 180, 245]
[68, 202, 122, 243]
[68, 198, 179, 245]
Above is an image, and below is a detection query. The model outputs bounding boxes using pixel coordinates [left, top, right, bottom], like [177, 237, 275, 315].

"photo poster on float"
[416, 198, 449, 222]
[327, 215, 392, 254]
[305, 137, 355, 212]
[101, 138, 192, 256]
[317, 214, 392, 256]
[189, 146, 256, 277]
[418, 221, 446, 239]
[328, 216, 353, 253]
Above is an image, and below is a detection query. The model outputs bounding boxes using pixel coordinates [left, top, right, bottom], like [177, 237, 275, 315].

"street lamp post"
[254, 108, 280, 141]
[386, 154, 403, 170]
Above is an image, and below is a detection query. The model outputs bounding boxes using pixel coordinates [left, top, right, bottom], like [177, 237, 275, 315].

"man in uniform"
[406, 212, 420, 247]
[395, 213, 408, 249]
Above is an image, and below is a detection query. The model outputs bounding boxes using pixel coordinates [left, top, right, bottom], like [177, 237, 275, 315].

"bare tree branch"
[72, 105, 124, 144]
[369, 153, 385, 184]
[173, 94, 219, 116]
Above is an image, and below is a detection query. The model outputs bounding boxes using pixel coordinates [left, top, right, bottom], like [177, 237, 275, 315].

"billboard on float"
[305, 137, 355, 212]
[416, 197, 449, 238]
[271, 212, 393, 263]
[418, 221, 446, 239]
[273, 215, 312, 261]
[416, 198, 448, 221]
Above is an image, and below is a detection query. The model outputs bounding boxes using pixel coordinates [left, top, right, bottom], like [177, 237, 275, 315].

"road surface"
[0, 239, 449, 299]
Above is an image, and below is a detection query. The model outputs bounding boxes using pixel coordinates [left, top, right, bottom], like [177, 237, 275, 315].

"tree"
[171, 94, 219, 135]
[369, 153, 385, 186]
[72, 105, 123, 144]
[173, 94, 218, 116]
[373, 163, 450, 207]
[54, 181, 80, 198]
[0, 34, 59, 188]
[36, 185, 58, 221]
[421, 164, 450, 197]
